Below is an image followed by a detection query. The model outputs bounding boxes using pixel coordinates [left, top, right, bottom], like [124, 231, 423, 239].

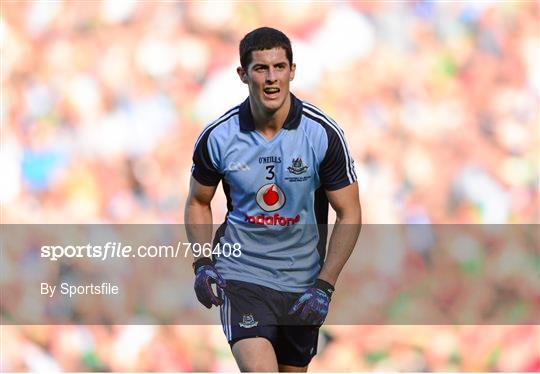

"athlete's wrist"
[314, 278, 334, 298]
[193, 257, 213, 274]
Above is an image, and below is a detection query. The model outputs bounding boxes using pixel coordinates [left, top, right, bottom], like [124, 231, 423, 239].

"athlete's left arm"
[318, 182, 362, 286]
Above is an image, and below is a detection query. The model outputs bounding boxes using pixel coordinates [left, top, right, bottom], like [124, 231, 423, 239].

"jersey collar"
[239, 93, 303, 131]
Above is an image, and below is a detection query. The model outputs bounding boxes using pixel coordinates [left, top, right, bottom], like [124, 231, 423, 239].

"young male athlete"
[185, 27, 361, 372]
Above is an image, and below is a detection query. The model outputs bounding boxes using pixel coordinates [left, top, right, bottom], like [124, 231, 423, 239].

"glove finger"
[205, 278, 224, 306]
[299, 303, 313, 321]
[308, 314, 323, 327]
[288, 298, 304, 315]
[195, 287, 213, 309]
[195, 277, 217, 308]
[288, 293, 310, 315]
[213, 271, 227, 289]
[288, 302, 299, 315]
[209, 291, 224, 306]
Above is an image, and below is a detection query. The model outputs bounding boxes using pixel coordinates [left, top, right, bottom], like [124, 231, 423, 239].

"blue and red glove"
[193, 257, 227, 309]
[289, 278, 334, 325]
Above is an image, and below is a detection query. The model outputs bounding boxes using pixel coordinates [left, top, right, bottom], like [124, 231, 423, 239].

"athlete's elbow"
[335, 210, 361, 226]
[185, 199, 212, 222]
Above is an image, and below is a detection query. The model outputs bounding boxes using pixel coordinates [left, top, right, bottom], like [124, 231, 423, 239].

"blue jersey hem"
[219, 273, 312, 294]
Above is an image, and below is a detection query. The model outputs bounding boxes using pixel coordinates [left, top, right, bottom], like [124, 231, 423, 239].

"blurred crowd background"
[1, 0, 539, 372]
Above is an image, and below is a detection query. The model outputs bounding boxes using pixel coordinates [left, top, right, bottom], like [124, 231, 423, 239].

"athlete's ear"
[237, 66, 248, 84]
[289, 63, 296, 81]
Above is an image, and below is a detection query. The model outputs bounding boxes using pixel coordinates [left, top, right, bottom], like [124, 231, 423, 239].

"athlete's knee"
[238, 361, 278, 372]
[278, 363, 309, 372]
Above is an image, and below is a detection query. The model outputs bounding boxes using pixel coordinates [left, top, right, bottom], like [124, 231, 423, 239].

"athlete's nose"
[266, 67, 277, 83]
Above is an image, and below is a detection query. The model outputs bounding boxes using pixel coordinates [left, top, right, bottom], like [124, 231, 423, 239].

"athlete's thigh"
[218, 281, 280, 345]
[232, 337, 279, 372]
[275, 325, 319, 368]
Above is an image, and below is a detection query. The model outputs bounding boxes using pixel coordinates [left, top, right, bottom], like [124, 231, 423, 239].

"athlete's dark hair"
[239, 27, 293, 70]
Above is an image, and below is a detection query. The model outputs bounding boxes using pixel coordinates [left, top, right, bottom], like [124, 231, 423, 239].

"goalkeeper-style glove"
[288, 278, 334, 325]
[193, 257, 227, 309]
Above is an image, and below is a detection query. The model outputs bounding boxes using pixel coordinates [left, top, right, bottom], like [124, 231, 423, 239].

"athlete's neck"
[250, 94, 291, 139]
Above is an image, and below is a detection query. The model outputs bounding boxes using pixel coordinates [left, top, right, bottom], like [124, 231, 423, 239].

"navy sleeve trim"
[323, 179, 353, 191]
[192, 136, 221, 186]
[192, 168, 220, 186]
[191, 109, 239, 186]
[302, 104, 356, 190]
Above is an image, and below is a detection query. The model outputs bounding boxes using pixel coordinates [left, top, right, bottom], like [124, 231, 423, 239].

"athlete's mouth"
[263, 87, 280, 94]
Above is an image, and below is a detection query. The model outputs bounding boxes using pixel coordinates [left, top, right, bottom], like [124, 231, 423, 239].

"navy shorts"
[218, 280, 319, 367]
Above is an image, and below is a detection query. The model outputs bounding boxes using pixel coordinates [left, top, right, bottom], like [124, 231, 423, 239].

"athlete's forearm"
[185, 200, 214, 260]
[317, 213, 361, 286]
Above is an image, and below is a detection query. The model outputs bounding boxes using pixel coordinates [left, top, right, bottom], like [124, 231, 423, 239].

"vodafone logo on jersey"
[256, 183, 286, 212]
[246, 183, 300, 226]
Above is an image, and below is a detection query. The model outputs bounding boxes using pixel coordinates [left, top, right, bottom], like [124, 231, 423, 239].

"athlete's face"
[237, 47, 296, 115]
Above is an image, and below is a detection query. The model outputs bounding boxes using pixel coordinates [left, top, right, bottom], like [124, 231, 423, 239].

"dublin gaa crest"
[239, 314, 258, 328]
[287, 158, 308, 175]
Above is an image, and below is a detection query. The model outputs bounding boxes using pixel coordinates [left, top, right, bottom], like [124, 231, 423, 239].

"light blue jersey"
[192, 94, 356, 292]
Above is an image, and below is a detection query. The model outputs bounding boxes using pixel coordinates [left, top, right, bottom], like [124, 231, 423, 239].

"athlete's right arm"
[185, 177, 227, 308]
[184, 176, 218, 257]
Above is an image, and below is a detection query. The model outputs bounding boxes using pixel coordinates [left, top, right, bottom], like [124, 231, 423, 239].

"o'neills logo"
[256, 183, 285, 212]
[245, 213, 301, 226]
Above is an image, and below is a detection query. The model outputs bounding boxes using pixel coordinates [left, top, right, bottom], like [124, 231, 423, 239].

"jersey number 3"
[266, 165, 275, 180]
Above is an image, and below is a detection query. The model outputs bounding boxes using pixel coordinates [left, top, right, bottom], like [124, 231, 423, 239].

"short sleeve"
[319, 125, 357, 191]
[192, 131, 222, 186]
